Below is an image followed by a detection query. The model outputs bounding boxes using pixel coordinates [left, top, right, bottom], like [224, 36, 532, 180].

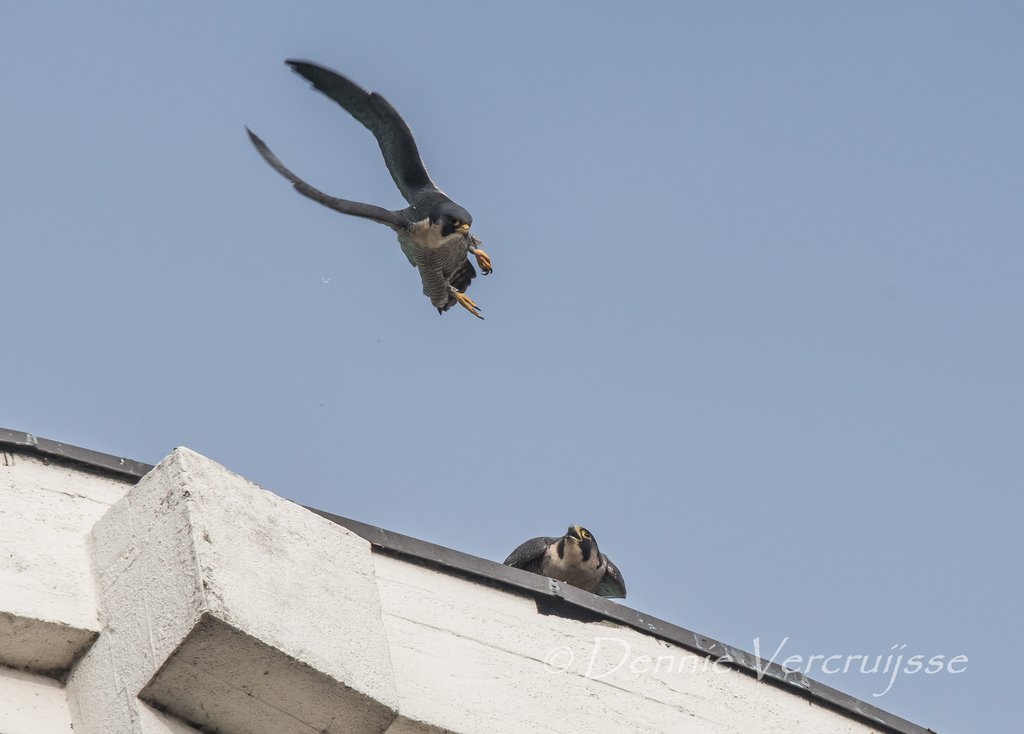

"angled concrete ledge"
[0, 612, 97, 678]
[69, 448, 398, 734]
[140, 614, 393, 734]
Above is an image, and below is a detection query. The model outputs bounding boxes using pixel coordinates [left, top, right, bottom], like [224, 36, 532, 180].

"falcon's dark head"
[565, 525, 598, 560]
[433, 201, 473, 238]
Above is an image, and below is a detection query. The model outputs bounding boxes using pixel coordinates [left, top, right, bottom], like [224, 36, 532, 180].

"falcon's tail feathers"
[433, 258, 478, 314]
[449, 258, 477, 295]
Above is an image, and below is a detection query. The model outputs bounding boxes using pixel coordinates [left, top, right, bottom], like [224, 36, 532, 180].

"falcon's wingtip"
[285, 58, 323, 78]
[245, 127, 273, 158]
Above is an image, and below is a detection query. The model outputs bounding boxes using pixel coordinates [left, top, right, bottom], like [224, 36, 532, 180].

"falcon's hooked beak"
[456, 222, 470, 233]
[567, 525, 584, 542]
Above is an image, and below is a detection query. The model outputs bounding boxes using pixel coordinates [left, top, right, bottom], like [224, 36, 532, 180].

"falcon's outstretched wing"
[246, 127, 407, 229]
[286, 60, 437, 205]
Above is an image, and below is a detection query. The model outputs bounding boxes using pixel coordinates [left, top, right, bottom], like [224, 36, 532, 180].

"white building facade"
[0, 429, 933, 734]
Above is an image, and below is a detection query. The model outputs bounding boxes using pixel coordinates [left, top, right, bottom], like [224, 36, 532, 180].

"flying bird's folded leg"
[469, 245, 493, 275]
[449, 286, 484, 320]
[466, 235, 492, 274]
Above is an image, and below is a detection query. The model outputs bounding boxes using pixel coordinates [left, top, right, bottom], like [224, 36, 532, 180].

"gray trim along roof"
[0, 428, 935, 734]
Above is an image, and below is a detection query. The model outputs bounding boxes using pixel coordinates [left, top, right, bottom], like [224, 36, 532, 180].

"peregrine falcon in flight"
[247, 60, 492, 319]
[504, 525, 627, 598]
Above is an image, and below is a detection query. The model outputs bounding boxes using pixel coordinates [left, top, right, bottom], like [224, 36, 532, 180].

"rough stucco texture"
[68, 447, 398, 734]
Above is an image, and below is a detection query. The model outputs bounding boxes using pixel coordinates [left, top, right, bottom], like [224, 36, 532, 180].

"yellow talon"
[452, 289, 484, 320]
[470, 247, 493, 275]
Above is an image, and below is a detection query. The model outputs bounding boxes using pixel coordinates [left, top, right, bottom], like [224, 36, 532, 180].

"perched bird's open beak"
[457, 223, 470, 233]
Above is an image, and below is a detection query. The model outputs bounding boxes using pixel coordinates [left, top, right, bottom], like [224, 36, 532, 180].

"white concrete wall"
[0, 451, 125, 673]
[0, 666, 72, 734]
[373, 555, 881, 734]
[0, 446, 903, 734]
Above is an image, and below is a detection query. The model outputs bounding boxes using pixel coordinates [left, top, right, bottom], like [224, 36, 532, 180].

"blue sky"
[3, 3, 1021, 731]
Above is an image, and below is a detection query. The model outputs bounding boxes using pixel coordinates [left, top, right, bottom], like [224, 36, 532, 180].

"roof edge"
[0, 428, 152, 481]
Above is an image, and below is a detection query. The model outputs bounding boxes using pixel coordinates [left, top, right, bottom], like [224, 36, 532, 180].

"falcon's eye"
[451, 218, 462, 228]
[579, 529, 591, 539]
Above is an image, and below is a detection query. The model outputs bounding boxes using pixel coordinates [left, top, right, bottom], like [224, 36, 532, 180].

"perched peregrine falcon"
[504, 525, 627, 599]
[247, 60, 492, 319]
